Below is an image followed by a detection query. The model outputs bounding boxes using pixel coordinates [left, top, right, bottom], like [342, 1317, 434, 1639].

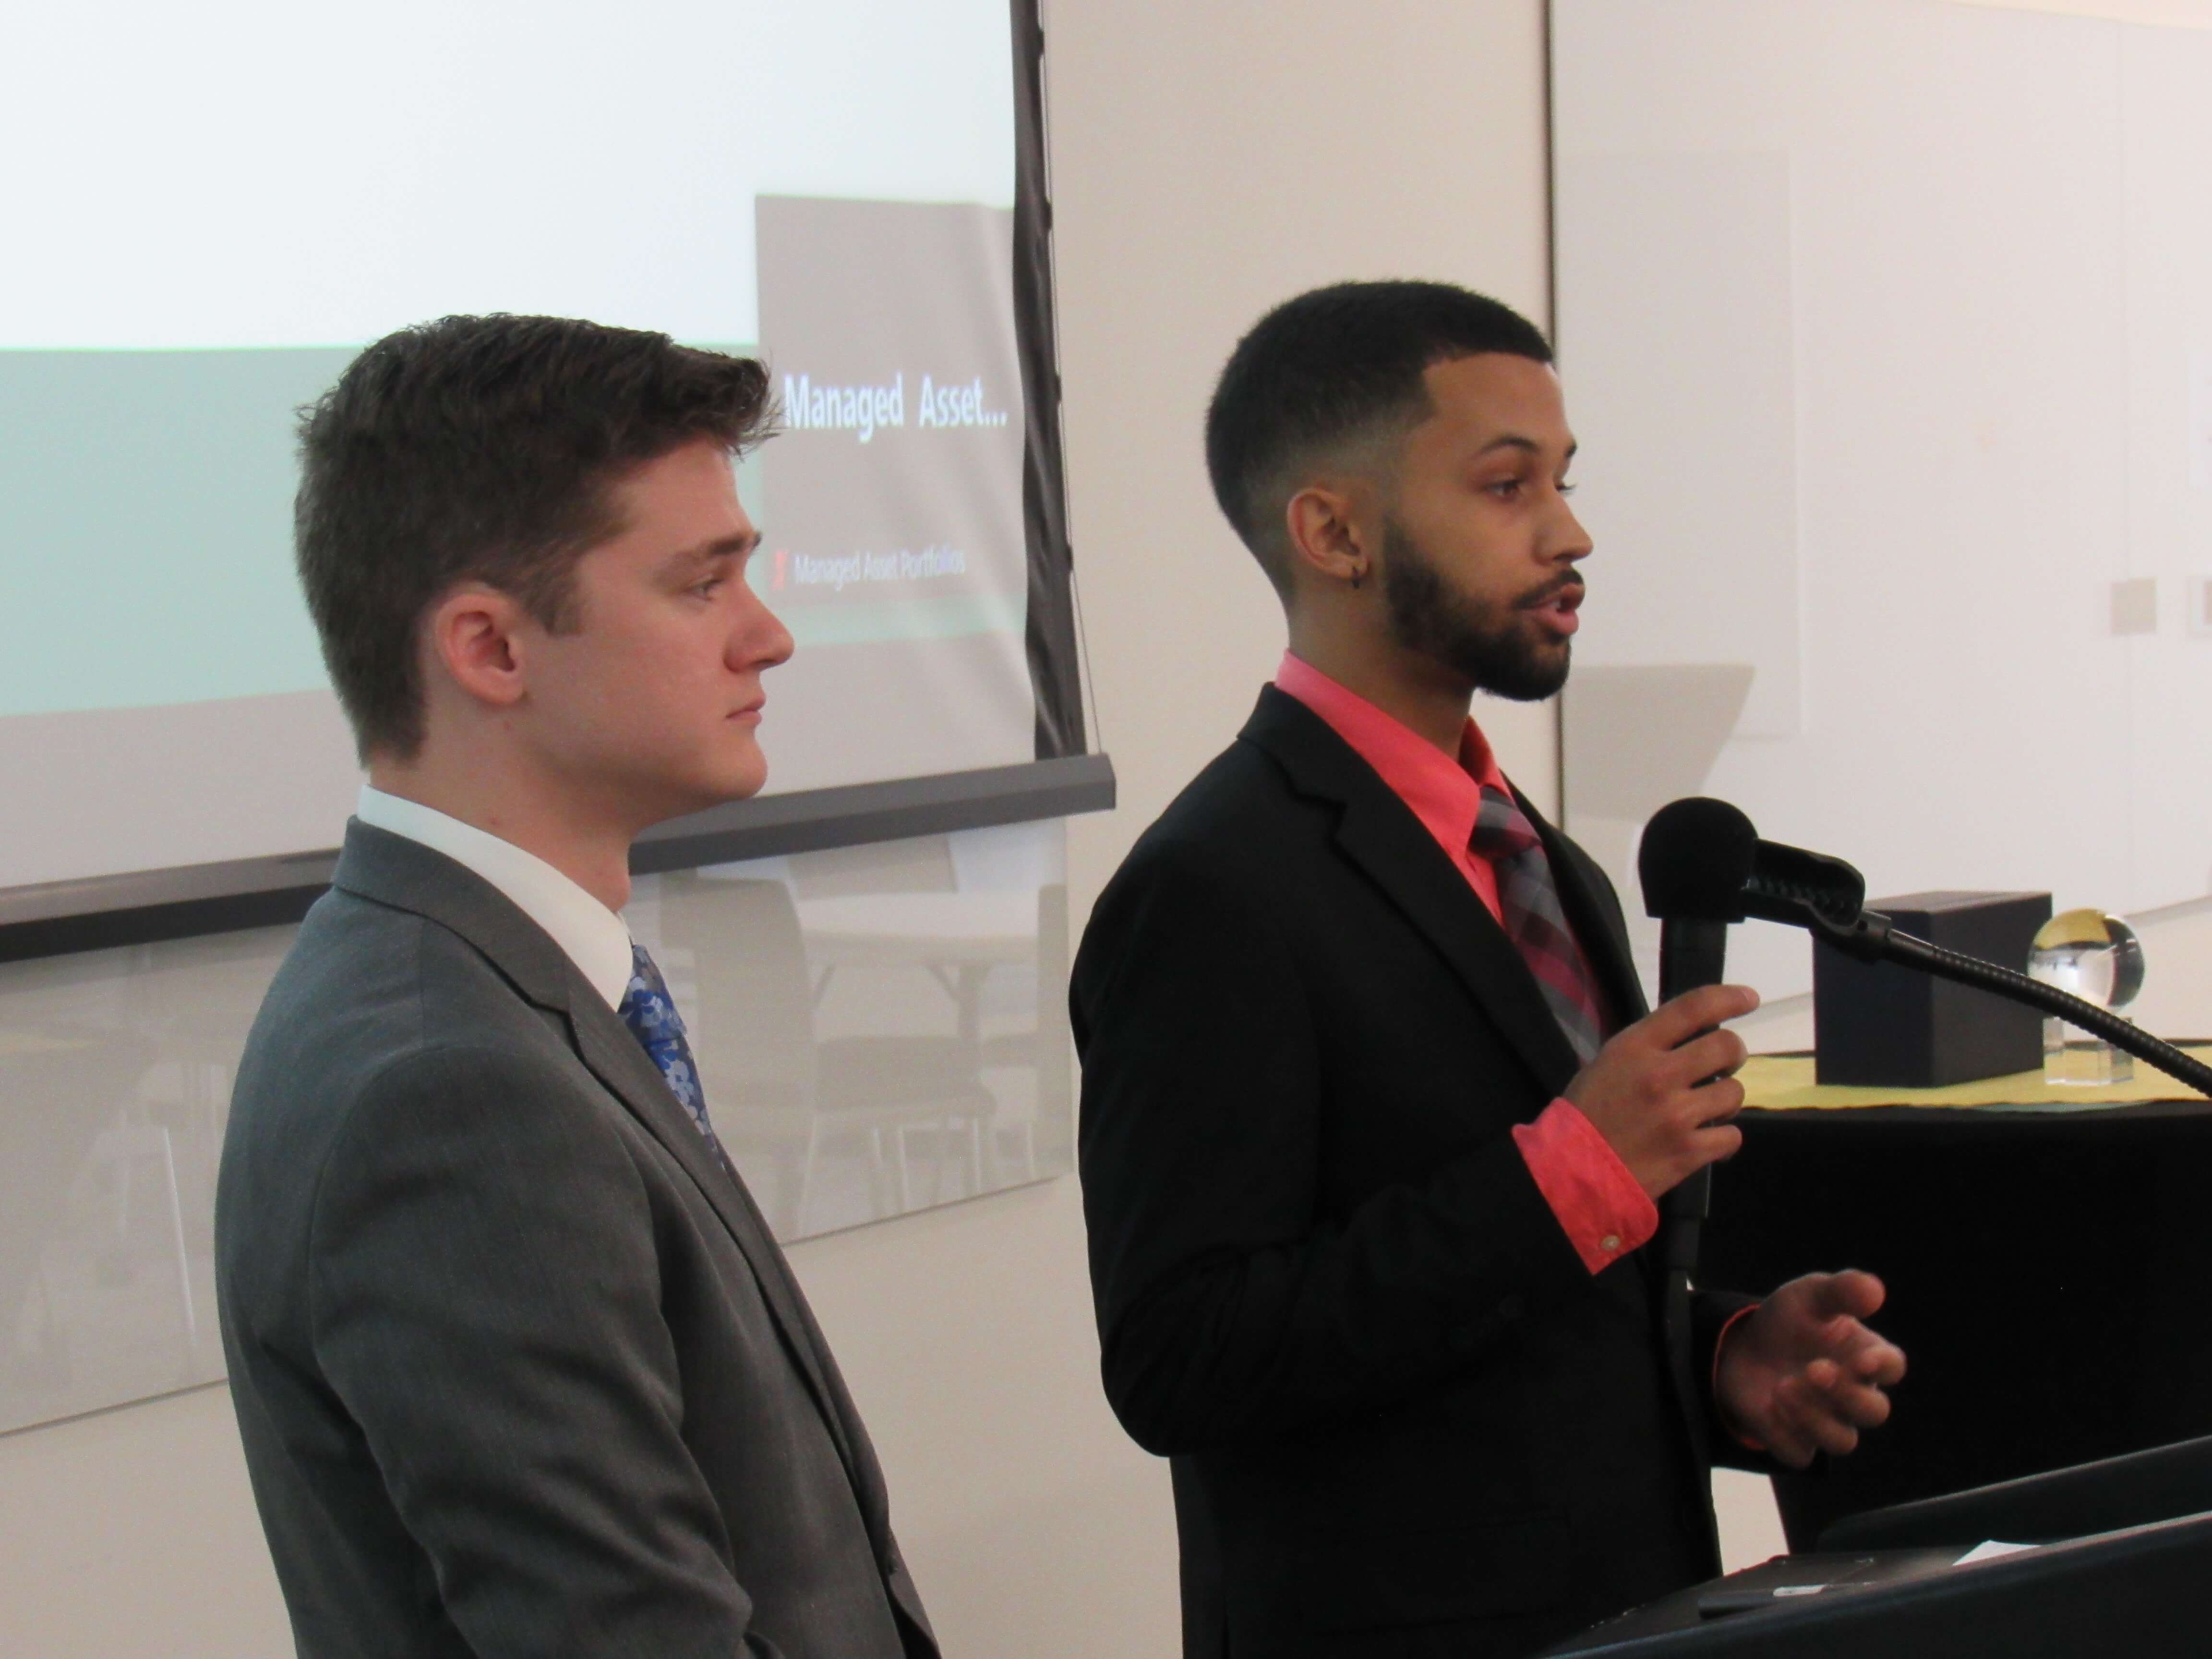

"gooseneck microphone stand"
[1636, 795, 2212, 1463]
[1810, 908, 2212, 1097]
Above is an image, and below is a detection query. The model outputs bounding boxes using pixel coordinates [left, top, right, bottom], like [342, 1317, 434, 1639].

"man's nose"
[732, 587, 795, 670]
[1551, 496, 1594, 563]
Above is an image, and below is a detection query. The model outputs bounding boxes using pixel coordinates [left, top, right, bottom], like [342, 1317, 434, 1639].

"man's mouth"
[1521, 579, 1585, 636]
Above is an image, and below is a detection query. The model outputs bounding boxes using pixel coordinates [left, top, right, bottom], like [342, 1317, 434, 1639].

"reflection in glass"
[0, 926, 283, 1435]
[635, 819, 1072, 1239]
[2027, 908, 2146, 1085]
[0, 819, 1073, 1434]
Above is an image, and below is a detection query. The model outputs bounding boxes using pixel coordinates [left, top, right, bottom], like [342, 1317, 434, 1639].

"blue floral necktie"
[617, 942, 722, 1152]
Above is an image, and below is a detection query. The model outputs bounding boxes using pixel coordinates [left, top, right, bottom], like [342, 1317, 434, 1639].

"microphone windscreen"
[1639, 797, 1759, 920]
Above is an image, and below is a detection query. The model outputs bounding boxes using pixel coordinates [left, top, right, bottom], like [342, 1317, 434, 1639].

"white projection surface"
[1554, 0, 2212, 999]
[0, 0, 1025, 890]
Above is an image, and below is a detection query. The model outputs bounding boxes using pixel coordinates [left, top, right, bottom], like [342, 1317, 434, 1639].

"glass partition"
[0, 818, 1071, 1434]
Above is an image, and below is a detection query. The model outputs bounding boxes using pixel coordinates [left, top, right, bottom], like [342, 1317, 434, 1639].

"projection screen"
[0, 0, 1099, 953]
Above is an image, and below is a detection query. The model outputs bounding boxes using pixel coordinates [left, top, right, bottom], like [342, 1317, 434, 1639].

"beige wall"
[1953, 0, 2212, 24]
[1052, 0, 1559, 931]
[0, 4, 1565, 1653]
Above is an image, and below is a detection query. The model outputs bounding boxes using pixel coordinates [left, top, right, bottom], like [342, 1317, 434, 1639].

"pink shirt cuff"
[1512, 1098, 1659, 1275]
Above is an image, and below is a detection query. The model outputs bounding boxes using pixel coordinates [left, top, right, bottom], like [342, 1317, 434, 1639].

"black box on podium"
[1813, 889, 2050, 1086]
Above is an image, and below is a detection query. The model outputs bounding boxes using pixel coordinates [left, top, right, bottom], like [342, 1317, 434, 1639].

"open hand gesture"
[1716, 1270, 1907, 1469]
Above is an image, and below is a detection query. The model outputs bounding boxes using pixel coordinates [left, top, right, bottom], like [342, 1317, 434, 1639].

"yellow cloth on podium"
[1738, 1046, 2212, 1111]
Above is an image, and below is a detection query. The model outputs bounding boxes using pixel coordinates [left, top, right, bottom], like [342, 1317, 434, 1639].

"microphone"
[1634, 800, 1776, 1449]
[1638, 796, 1869, 938]
[1637, 796, 2212, 1100]
[1634, 801, 1785, 1286]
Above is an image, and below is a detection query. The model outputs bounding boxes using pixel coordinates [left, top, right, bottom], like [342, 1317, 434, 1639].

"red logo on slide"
[773, 549, 788, 590]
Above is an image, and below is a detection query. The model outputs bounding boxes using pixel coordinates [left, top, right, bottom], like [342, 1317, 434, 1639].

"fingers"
[1778, 1269, 1887, 1326]
[1811, 1366, 1894, 1430]
[1762, 1390, 1861, 1467]
[1844, 1332, 1908, 1389]
[1691, 1119, 1744, 1167]
[1668, 1027, 1750, 1094]
[1568, 984, 1763, 1197]
[1751, 1325, 1905, 1467]
[1678, 1066, 1746, 1125]
[1773, 1275, 1907, 1384]
[1819, 1269, 1887, 1322]
[1766, 1361, 1896, 1465]
[1639, 983, 1761, 1050]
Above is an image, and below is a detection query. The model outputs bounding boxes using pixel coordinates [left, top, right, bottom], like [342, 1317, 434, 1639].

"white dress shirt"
[354, 785, 635, 1010]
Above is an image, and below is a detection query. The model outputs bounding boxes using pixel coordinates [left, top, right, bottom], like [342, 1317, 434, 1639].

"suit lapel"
[332, 823, 883, 1533]
[571, 1002, 855, 1405]
[1522, 791, 1650, 1025]
[1242, 689, 1584, 1101]
[1517, 804, 1699, 1399]
[564, 997, 897, 1542]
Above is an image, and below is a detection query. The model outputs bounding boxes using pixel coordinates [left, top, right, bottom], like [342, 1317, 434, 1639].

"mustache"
[1516, 573, 1586, 610]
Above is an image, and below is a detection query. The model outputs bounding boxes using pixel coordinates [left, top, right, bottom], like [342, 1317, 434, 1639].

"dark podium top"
[1704, 1058, 2212, 1548]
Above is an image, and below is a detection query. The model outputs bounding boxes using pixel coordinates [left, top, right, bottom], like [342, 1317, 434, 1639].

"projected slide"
[750, 197, 1034, 795]
[0, 0, 1030, 891]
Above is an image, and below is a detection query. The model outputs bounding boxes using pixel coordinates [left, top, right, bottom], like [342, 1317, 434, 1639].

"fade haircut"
[296, 313, 774, 760]
[1203, 281, 1554, 593]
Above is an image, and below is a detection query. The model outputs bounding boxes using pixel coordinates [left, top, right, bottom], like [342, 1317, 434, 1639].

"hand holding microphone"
[1565, 982, 1761, 1201]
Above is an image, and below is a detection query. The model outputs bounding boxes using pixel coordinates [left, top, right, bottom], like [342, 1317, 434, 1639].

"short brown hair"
[296, 314, 774, 759]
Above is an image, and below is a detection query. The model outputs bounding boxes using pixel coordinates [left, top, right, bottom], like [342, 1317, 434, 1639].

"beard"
[1380, 519, 1575, 703]
[1380, 517, 1574, 702]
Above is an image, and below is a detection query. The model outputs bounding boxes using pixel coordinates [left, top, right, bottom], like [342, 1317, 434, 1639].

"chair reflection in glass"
[0, 1034, 169, 1423]
[661, 872, 1061, 1238]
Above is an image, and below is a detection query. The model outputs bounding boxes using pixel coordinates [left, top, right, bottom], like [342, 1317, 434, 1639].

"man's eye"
[1488, 479, 1524, 499]
[1559, 481, 1578, 497]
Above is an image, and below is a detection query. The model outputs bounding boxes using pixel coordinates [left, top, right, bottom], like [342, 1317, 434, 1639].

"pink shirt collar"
[1273, 651, 1510, 857]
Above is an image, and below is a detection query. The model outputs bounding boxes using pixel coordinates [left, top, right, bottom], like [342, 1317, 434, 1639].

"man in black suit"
[217, 317, 935, 1658]
[1073, 282, 1906, 1658]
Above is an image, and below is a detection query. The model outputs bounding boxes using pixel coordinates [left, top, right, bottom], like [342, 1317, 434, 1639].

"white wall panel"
[1556, 0, 2212, 998]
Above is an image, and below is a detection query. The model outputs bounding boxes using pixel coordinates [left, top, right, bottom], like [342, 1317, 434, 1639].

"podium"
[1542, 1437, 2212, 1656]
[1701, 1075, 2212, 1545]
[1818, 1430, 2212, 1551]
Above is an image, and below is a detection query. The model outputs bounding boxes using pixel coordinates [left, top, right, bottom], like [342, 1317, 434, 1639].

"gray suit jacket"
[216, 822, 936, 1659]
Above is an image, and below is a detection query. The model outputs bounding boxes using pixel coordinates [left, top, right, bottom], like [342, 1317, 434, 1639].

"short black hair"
[296, 314, 775, 760]
[1204, 281, 1553, 590]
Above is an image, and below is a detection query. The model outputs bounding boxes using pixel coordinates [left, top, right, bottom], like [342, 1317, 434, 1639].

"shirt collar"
[353, 785, 635, 1010]
[1272, 651, 1512, 851]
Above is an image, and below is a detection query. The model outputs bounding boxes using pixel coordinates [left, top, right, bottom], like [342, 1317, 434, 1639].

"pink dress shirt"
[1273, 652, 1658, 1275]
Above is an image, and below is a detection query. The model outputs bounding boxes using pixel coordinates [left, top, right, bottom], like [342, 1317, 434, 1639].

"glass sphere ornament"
[2026, 908, 2145, 1085]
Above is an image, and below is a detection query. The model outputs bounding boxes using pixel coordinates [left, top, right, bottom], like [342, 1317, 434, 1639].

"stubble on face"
[1380, 514, 1576, 702]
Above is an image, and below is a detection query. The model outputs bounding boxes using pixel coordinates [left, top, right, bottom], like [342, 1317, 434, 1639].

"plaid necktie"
[1469, 785, 1609, 1067]
[618, 942, 726, 1155]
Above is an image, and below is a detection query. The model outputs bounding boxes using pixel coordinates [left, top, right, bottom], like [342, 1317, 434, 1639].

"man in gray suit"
[216, 315, 937, 1658]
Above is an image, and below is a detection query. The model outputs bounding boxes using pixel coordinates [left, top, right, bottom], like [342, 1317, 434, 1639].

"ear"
[422, 583, 532, 712]
[1282, 481, 1373, 591]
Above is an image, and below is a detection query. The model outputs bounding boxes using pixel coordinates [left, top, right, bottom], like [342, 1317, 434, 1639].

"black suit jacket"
[1073, 689, 1749, 1659]
[216, 823, 936, 1659]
